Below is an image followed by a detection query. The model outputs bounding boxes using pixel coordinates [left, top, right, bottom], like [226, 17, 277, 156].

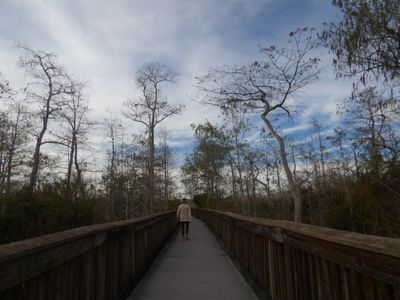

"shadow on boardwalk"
[127, 217, 257, 300]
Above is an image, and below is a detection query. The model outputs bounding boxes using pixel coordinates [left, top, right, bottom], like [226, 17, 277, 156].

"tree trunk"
[265, 170, 271, 198]
[275, 154, 282, 194]
[6, 110, 21, 196]
[29, 120, 48, 193]
[250, 158, 256, 216]
[148, 125, 155, 214]
[74, 137, 84, 201]
[162, 143, 169, 210]
[5, 149, 13, 197]
[110, 131, 116, 220]
[67, 138, 74, 200]
[317, 126, 326, 178]
[0, 152, 5, 200]
[229, 160, 237, 204]
[261, 111, 302, 222]
[352, 145, 360, 177]
[234, 135, 245, 198]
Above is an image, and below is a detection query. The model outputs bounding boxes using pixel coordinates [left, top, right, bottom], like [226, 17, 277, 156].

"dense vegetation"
[0, 0, 399, 244]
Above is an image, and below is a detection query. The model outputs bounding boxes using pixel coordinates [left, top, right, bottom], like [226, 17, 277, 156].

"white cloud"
[0, 0, 349, 177]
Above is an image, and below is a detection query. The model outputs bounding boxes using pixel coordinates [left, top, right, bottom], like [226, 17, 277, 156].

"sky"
[0, 0, 352, 176]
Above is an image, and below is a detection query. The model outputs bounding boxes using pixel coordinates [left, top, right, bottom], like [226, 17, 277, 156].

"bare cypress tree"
[57, 80, 90, 201]
[158, 128, 174, 210]
[124, 62, 184, 214]
[221, 103, 248, 203]
[104, 113, 121, 220]
[0, 77, 29, 199]
[4, 101, 30, 196]
[199, 29, 320, 222]
[18, 45, 70, 193]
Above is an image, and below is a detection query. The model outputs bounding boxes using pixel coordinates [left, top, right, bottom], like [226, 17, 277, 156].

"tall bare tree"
[0, 77, 30, 198]
[157, 128, 175, 210]
[124, 62, 184, 214]
[18, 45, 71, 193]
[0, 76, 30, 203]
[221, 103, 249, 202]
[199, 29, 320, 222]
[2, 102, 30, 196]
[57, 81, 90, 201]
[103, 113, 122, 220]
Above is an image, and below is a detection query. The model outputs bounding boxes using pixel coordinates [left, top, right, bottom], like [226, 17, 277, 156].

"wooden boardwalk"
[127, 218, 257, 300]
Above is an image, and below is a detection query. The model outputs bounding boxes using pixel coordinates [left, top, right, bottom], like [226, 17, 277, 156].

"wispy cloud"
[0, 0, 348, 171]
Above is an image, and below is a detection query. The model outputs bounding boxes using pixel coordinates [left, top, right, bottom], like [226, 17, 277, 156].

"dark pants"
[180, 222, 189, 236]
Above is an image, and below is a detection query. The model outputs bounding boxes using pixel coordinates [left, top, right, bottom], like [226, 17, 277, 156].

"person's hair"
[181, 198, 187, 202]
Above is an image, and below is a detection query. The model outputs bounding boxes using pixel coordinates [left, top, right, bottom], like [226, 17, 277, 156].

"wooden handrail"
[0, 211, 178, 300]
[225, 212, 400, 258]
[196, 209, 400, 300]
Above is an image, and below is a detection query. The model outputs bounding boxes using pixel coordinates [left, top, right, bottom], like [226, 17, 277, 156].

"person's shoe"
[182, 235, 185, 241]
[186, 235, 190, 240]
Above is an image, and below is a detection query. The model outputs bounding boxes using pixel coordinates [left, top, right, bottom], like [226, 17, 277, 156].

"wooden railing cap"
[202, 209, 400, 258]
[0, 211, 174, 263]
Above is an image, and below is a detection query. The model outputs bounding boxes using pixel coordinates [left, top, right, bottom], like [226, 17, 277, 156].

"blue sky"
[0, 0, 351, 172]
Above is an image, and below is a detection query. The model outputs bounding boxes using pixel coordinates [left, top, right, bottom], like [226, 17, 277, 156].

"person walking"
[176, 198, 192, 240]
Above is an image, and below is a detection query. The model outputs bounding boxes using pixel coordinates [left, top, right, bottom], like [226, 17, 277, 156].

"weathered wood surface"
[127, 218, 257, 300]
[195, 209, 400, 300]
[0, 211, 177, 300]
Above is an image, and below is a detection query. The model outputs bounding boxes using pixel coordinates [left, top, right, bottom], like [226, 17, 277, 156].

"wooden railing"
[0, 211, 177, 300]
[195, 209, 400, 300]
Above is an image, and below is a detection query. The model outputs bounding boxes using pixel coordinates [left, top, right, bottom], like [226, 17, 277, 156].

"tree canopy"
[323, 0, 400, 81]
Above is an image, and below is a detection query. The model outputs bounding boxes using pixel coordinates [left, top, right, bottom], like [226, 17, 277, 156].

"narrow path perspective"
[127, 217, 258, 300]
